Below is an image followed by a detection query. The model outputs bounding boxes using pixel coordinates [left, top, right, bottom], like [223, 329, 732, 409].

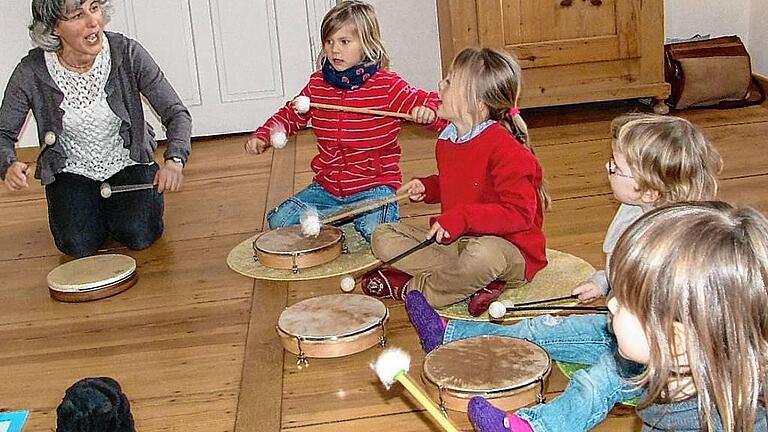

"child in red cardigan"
[244, 1, 441, 241]
[363, 47, 550, 316]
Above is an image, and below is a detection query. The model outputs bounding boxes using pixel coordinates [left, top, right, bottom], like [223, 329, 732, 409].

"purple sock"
[404, 291, 446, 353]
[468, 396, 533, 432]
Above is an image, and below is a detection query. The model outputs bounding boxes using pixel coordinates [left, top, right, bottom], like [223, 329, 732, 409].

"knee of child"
[461, 242, 507, 274]
[267, 199, 303, 229]
[370, 224, 395, 256]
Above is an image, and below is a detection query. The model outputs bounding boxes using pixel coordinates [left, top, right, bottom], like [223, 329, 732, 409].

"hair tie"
[508, 107, 520, 117]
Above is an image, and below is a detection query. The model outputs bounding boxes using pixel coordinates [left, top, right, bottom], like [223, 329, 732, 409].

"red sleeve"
[385, 73, 446, 132]
[251, 82, 312, 145]
[418, 174, 441, 204]
[438, 146, 540, 239]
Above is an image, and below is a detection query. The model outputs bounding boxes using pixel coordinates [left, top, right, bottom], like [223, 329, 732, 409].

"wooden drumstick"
[100, 182, 155, 198]
[372, 348, 460, 432]
[320, 191, 411, 226]
[293, 96, 413, 120]
[19, 130, 57, 176]
[488, 301, 608, 319]
[340, 238, 434, 292]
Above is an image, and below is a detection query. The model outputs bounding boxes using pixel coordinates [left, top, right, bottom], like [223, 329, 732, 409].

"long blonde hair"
[316, 0, 389, 69]
[611, 114, 722, 204]
[449, 47, 551, 210]
[610, 202, 768, 431]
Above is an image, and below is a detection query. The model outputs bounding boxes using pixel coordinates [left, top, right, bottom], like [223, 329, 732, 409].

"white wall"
[749, 0, 768, 75]
[367, 0, 442, 92]
[665, 0, 766, 75]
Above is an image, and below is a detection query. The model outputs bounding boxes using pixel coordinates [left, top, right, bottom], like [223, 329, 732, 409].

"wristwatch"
[166, 156, 184, 167]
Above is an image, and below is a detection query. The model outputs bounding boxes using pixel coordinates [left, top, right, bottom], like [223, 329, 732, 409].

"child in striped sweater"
[245, 0, 441, 241]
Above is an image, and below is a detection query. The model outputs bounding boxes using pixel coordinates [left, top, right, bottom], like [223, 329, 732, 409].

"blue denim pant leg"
[516, 352, 644, 432]
[444, 314, 615, 364]
[343, 185, 400, 242]
[267, 182, 340, 229]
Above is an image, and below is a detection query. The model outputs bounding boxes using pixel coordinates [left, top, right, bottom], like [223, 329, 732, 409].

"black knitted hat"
[56, 377, 135, 432]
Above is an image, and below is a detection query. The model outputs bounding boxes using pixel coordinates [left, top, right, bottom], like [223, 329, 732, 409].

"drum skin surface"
[228, 224, 378, 281]
[277, 294, 389, 359]
[422, 335, 551, 412]
[47, 254, 137, 302]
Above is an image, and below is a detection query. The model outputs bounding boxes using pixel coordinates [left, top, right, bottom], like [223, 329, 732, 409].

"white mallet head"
[300, 207, 321, 237]
[488, 301, 508, 319]
[371, 347, 410, 390]
[340, 276, 356, 293]
[293, 95, 311, 114]
[99, 182, 112, 199]
[44, 131, 57, 146]
[270, 130, 288, 149]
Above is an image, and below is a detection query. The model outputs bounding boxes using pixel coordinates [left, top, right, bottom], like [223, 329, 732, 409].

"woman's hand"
[3, 161, 29, 191]
[427, 220, 450, 244]
[244, 137, 268, 154]
[410, 106, 436, 124]
[398, 178, 426, 201]
[154, 160, 184, 193]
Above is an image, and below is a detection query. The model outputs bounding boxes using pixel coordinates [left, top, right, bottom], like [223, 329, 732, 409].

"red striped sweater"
[253, 69, 441, 197]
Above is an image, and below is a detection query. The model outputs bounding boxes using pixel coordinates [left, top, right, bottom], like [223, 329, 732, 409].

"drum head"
[423, 336, 550, 393]
[47, 254, 136, 292]
[278, 294, 387, 340]
[255, 225, 343, 255]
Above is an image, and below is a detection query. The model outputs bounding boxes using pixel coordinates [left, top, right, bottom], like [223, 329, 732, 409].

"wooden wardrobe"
[436, 0, 671, 113]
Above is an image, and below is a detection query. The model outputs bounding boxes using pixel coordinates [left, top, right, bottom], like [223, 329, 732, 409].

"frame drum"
[422, 335, 551, 412]
[277, 294, 389, 366]
[253, 225, 344, 273]
[47, 254, 137, 302]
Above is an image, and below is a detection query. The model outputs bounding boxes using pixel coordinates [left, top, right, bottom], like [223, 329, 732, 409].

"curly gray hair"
[28, 0, 113, 51]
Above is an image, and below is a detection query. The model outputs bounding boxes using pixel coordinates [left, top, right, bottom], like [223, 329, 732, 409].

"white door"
[0, 0, 334, 146]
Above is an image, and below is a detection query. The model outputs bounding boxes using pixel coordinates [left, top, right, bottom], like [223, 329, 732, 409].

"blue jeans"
[267, 182, 400, 242]
[45, 164, 164, 257]
[445, 314, 644, 432]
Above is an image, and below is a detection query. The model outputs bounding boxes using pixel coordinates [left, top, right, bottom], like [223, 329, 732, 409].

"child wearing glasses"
[405, 113, 723, 432]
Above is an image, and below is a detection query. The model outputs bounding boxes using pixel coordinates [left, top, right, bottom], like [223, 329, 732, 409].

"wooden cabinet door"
[477, 0, 641, 68]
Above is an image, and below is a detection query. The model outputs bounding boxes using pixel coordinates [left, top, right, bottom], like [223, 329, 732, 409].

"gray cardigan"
[0, 31, 191, 184]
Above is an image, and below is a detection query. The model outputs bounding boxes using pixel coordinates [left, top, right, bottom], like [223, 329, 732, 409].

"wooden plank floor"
[1, 99, 767, 431]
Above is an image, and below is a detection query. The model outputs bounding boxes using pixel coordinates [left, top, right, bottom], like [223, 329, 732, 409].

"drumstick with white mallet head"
[292, 95, 414, 121]
[371, 347, 460, 432]
[19, 130, 58, 177]
[340, 237, 435, 293]
[99, 182, 156, 199]
[488, 298, 608, 319]
[299, 191, 412, 238]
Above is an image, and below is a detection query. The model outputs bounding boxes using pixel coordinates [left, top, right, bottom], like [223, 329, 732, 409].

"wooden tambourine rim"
[253, 225, 343, 254]
[422, 336, 552, 412]
[276, 295, 389, 358]
[48, 272, 137, 303]
[46, 254, 136, 291]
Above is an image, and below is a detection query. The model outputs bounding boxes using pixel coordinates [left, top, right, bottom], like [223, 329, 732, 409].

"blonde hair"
[611, 114, 722, 204]
[316, 0, 390, 69]
[610, 202, 768, 431]
[449, 47, 551, 210]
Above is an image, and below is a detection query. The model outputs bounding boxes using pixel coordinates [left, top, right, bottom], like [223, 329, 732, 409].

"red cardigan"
[419, 122, 547, 281]
[253, 70, 441, 197]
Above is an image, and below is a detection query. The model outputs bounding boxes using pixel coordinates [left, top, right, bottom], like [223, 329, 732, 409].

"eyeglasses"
[607, 157, 634, 178]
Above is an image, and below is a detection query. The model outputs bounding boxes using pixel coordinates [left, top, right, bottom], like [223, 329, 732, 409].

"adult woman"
[0, 0, 191, 257]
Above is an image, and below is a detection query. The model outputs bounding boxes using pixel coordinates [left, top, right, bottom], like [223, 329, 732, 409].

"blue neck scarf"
[322, 59, 379, 90]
